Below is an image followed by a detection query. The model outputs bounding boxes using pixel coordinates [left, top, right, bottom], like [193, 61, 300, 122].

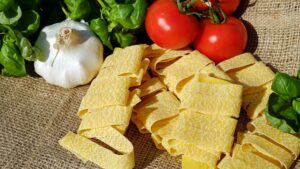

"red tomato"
[146, 0, 199, 49]
[193, 0, 209, 10]
[193, 16, 247, 63]
[210, 0, 240, 15]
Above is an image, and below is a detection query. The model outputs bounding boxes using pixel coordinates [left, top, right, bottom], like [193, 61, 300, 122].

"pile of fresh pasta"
[59, 44, 300, 169]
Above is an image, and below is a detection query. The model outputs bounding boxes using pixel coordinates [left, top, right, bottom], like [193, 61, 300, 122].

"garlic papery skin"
[34, 20, 103, 88]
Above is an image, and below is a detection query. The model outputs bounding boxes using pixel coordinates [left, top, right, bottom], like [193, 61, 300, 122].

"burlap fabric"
[1, 0, 300, 168]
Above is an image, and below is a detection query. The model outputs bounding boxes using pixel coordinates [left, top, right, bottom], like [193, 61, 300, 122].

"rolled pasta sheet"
[139, 77, 166, 98]
[60, 131, 134, 169]
[228, 61, 274, 91]
[101, 45, 147, 73]
[98, 44, 150, 87]
[133, 90, 180, 133]
[78, 76, 131, 117]
[238, 133, 294, 169]
[217, 53, 275, 119]
[158, 51, 213, 92]
[59, 45, 153, 169]
[161, 113, 235, 154]
[218, 144, 280, 169]
[248, 116, 300, 158]
[242, 82, 273, 119]
[217, 53, 257, 73]
[132, 78, 180, 147]
[199, 63, 232, 82]
[219, 116, 300, 169]
[180, 74, 243, 118]
[182, 155, 218, 169]
[148, 49, 192, 75]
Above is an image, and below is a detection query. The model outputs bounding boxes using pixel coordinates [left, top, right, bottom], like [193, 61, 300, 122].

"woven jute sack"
[0, 0, 299, 168]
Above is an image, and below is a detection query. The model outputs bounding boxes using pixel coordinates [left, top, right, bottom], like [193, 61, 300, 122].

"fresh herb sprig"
[266, 68, 300, 134]
[61, 0, 147, 49]
[0, 0, 65, 77]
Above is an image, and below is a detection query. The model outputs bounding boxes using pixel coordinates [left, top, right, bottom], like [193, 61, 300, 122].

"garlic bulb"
[34, 20, 103, 88]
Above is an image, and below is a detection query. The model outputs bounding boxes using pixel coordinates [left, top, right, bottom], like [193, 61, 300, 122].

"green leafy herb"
[61, 0, 147, 49]
[0, 0, 48, 77]
[112, 32, 136, 48]
[0, 0, 16, 11]
[0, 24, 41, 76]
[62, 0, 92, 21]
[108, 0, 147, 29]
[15, 9, 40, 36]
[298, 68, 300, 79]
[271, 72, 300, 98]
[293, 98, 300, 114]
[97, 0, 147, 48]
[90, 18, 112, 50]
[0, 4, 22, 26]
[266, 69, 300, 134]
[0, 33, 26, 76]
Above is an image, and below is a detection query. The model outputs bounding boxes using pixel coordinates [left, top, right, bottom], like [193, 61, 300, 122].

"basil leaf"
[90, 18, 113, 50]
[266, 93, 299, 134]
[109, 0, 147, 29]
[19, 36, 36, 61]
[16, 9, 40, 36]
[297, 68, 300, 79]
[0, 35, 26, 77]
[0, 5, 22, 26]
[113, 32, 135, 48]
[0, 0, 15, 11]
[271, 72, 300, 98]
[62, 0, 91, 20]
[266, 110, 297, 134]
[293, 98, 300, 115]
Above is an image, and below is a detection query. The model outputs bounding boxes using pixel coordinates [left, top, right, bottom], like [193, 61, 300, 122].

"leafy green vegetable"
[62, 0, 92, 21]
[16, 9, 40, 36]
[0, 24, 42, 76]
[108, 0, 147, 29]
[113, 32, 136, 48]
[0, 0, 15, 11]
[293, 98, 300, 114]
[298, 68, 300, 79]
[19, 36, 41, 61]
[266, 93, 298, 134]
[271, 72, 300, 98]
[266, 69, 300, 134]
[96, 0, 147, 48]
[0, 33, 26, 76]
[61, 0, 147, 48]
[0, 0, 49, 77]
[90, 18, 112, 50]
[0, 5, 22, 26]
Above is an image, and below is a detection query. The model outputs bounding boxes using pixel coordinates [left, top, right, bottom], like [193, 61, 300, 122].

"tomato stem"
[176, 0, 227, 24]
